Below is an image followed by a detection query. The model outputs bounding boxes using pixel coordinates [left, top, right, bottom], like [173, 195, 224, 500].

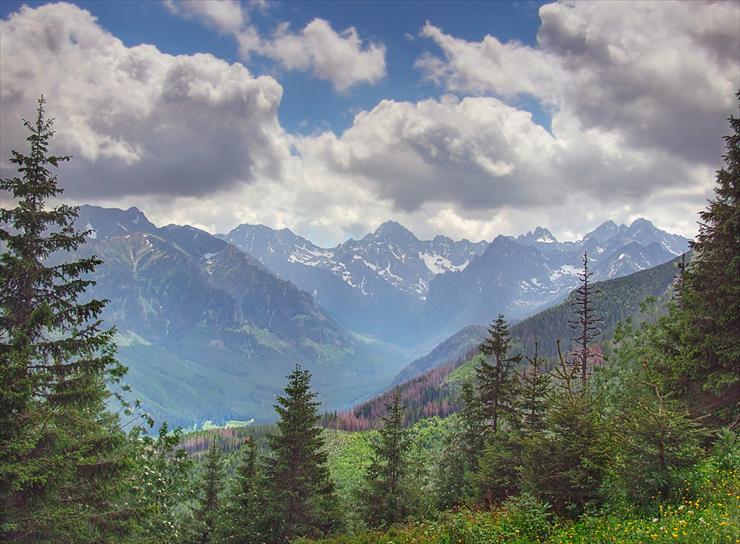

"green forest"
[1, 95, 738, 544]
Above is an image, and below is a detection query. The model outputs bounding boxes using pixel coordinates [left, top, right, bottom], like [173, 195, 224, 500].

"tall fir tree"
[0, 97, 133, 542]
[671, 94, 739, 424]
[187, 442, 224, 544]
[476, 315, 521, 432]
[361, 389, 412, 528]
[569, 251, 602, 386]
[217, 437, 265, 544]
[263, 366, 339, 542]
[515, 342, 551, 430]
[436, 380, 485, 508]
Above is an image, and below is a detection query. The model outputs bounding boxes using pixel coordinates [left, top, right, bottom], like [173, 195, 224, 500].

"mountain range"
[221, 216, 688, 349]
[330, 254, 685, 430]
[69, 205, 689, 427]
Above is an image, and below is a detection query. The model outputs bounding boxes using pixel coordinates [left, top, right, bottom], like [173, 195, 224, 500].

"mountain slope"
[220, 222, 487, 347]
[423, 219, 688, 341]
[223, 218, 688, 352]
[336, 255, 684, 429]
[74, 206, 403, 427]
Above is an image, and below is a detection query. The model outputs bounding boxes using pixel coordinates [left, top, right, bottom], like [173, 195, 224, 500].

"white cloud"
[1, 1, 735, 246]
[163, 0, 245, 34]
[247, 18, 386, 92]
[418, 1, 740, 165]
[164, 0, 386, 91]
[0, 2, 287, 199]
[416, 22, 561, 102]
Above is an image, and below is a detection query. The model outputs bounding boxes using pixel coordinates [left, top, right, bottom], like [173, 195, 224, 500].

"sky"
[0, 0, 738, 246]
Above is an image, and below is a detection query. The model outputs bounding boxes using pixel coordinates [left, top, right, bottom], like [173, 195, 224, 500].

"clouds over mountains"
[0, 1, 737, 245]
[164, 0, 387, 91]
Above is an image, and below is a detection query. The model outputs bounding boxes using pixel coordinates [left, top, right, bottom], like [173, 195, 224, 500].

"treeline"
[325, 249, 674, 433]
[322, 347, 479, 431]
[511, 254, 682, 358]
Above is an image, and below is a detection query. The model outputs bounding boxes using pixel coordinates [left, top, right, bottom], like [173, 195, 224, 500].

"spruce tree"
[436, 380, 484, 508]
[188, 442, 224, 544]
[0, 97, 132, 542]
[218, 437, 264, 544]
[569, 251, 602, 386]
[263, 366, 339, 542]
[519, 342, 608, 516]
[361, 389, 412, 528]
[476, 315, 521, 432]
[616, 363, 704, 507]
[672, 94, 739, 424]
[515, 342, 551, 430]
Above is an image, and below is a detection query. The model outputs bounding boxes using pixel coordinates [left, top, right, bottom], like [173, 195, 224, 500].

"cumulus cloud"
[0, 2, 287, 199]
[164, 0, 386, 91]
[418, 1, 740, 165]
[246, 19, 386, 92]
[293, 94, 705, 229]
[1, 1, 735, 246]
[163, 0, 245, 34]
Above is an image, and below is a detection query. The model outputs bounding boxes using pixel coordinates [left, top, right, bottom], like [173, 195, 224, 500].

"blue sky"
[0, 0, 549, 134]
[0, 1, 737, 244]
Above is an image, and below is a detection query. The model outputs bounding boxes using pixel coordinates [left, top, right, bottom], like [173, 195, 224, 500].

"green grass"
[299, 461, 739, 544]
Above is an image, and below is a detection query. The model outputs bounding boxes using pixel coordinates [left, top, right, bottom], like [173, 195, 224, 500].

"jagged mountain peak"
[517, 226, 558, 244]
[373, 220, 418, 241]
[584, 219, 624, 243]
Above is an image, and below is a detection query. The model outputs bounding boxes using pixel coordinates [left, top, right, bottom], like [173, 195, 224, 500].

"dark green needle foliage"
[516, 343, 551, 431]
[263, 366, 340, 542]
[361, 389, 413, 528]
[476, 315, 521, 432]
[659, 93, 740, 425]
[217, 437, 265, 544]
[436, 380, 485, 508]
[0, 97, 133, 542]
[519, 347, 609, 517]
[187, 442, 224, 544]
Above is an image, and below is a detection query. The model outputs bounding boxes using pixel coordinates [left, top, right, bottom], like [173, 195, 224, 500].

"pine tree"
[519, 389, 608, 516]
[515, 342, 551, 430]
[436, 381, 484, 508]
[263, 366, 339, 542]
[569, 251, 602, 386]
[615, 363, 704, 507]
[519, 340, 608, 516]
[673, 94, 740, 424]
[476, 315, 521, 432]
[361, 389, 413, 528]
[188, 442, 224, 544]
[218, 437, 264, 544]
[0, 97, 133, 542]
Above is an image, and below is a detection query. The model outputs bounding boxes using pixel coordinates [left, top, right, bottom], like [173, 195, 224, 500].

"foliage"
[360, 390, 413, 528]
[216, 437, 266, 544]
[126, 424, 193, 544]
[297, 450, 738, 543]
[436, 382, 485, 508]
[477, 315, 521, 432]
[262, 366, 340, 542]
[0, 97, 134, 542]
[184, 442, 224, 544]
[519, 390, 610, 517]
[658, 95, 740, 425]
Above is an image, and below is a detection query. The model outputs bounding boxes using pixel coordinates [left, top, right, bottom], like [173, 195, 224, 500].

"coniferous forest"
[1, 90, 738, 543]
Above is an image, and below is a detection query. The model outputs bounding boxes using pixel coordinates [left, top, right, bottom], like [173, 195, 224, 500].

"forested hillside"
[329, 253, 684, 430]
